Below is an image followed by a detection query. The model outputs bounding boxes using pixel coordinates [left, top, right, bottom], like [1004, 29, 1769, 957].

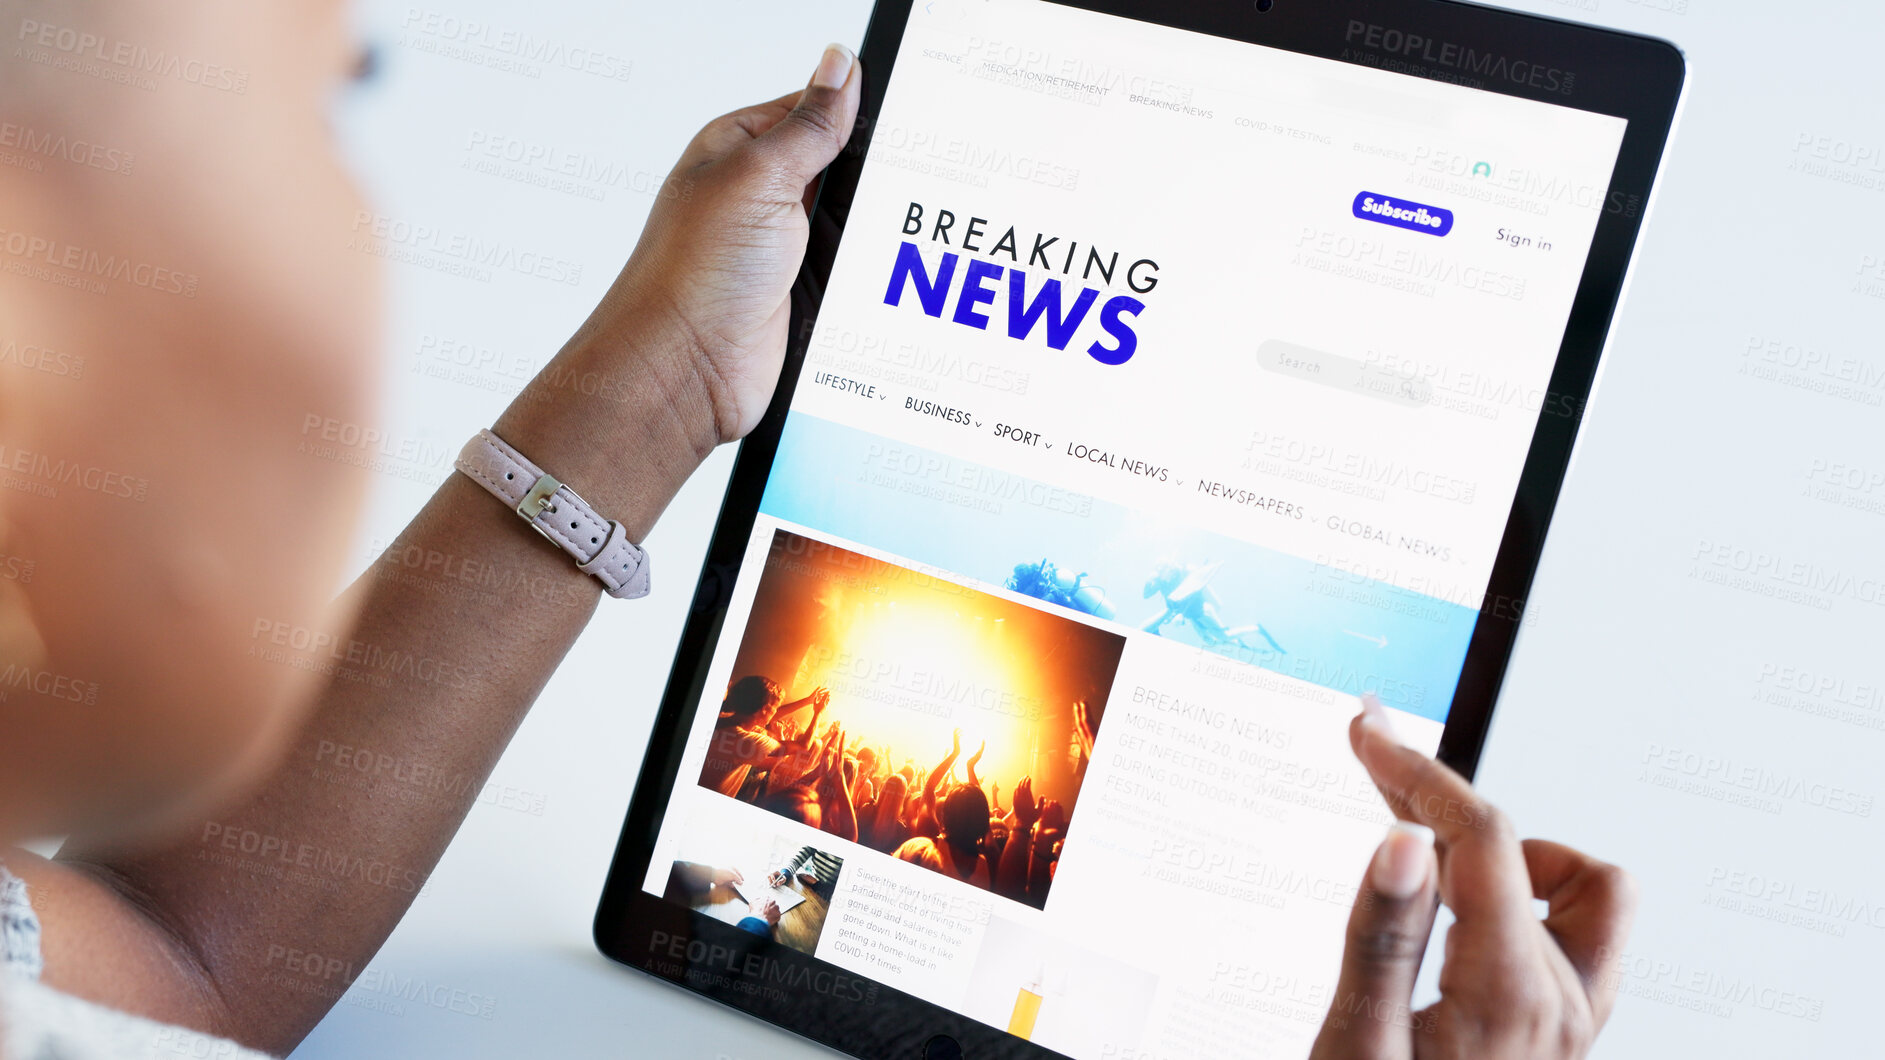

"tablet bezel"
[595, 1, 1684, 1055]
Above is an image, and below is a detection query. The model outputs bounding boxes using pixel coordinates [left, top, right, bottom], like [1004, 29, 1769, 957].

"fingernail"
[1370, 821, 1436, 899]
[1358, 692, 1402, 746]
[811, 43, 854, 90]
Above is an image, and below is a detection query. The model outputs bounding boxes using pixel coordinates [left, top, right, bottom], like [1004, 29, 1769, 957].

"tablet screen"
[641, 0, 1627, 1054]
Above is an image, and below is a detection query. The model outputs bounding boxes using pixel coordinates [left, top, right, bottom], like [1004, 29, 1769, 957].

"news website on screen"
[643, 0, 1627, 1054]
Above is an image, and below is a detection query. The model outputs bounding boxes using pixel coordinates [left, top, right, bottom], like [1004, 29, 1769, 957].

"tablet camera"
[1254, 0, 1275, 11]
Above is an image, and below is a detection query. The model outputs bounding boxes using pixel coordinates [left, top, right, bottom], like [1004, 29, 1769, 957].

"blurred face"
[0, 0, 380, 841]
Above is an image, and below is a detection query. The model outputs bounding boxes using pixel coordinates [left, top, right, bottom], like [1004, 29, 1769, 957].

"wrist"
[553, 278, 736, 455]
[493, 311, 719, 542]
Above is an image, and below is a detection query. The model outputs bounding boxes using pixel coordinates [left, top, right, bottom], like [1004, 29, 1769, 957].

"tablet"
[596, 1, 1683, 1056]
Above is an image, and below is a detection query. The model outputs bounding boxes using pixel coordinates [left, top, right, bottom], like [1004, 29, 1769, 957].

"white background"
[297, 0, 1885, 1056]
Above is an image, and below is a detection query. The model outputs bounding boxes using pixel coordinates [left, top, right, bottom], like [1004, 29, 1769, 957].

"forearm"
[996, 829, 1031, 902]
[922, 754, 954, 808]
[828, 785, 858, 844]
[783, 847, 812, 876]
[56, 325, 715, 1052]
[1026, 838, 1057, 903]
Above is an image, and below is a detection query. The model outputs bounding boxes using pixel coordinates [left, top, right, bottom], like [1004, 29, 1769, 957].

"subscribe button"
[1352, 191, 1454, 236]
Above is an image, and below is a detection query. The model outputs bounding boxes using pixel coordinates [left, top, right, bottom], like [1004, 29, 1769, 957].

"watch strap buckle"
[455, 429, 650, 600]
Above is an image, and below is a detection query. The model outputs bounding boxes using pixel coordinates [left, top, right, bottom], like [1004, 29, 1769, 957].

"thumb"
[754, 43, 862, 189]
[1311, 822, 1439, 1060]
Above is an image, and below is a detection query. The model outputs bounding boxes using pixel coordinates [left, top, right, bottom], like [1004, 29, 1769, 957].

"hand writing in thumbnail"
[768, 870, 789, 888]
[1310, 695, 1637, 1060]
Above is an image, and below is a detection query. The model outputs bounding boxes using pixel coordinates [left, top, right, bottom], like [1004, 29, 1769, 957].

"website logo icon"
[1352, 192, 1454, 236]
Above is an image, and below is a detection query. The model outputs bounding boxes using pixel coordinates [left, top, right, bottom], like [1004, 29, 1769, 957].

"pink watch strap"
[454, 428, 650, 600]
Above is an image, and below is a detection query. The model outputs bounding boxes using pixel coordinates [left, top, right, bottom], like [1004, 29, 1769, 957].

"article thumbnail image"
[962, 917, 1156, 1055]
[663, 831, 843, 959]
[701, 530, 1125, 908]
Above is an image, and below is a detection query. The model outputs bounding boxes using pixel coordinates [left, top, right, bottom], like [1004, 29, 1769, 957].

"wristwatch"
[454, 428, 650, 599]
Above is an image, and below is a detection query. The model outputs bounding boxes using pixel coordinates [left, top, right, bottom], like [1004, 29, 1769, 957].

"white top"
[0, 861, 275, 1060]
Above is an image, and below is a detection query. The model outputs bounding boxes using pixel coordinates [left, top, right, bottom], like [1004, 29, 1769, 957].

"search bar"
[1255, 339, 1432, 408]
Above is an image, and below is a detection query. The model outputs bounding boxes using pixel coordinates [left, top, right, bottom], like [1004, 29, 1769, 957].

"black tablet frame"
[596, 2, 1683, 1056]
